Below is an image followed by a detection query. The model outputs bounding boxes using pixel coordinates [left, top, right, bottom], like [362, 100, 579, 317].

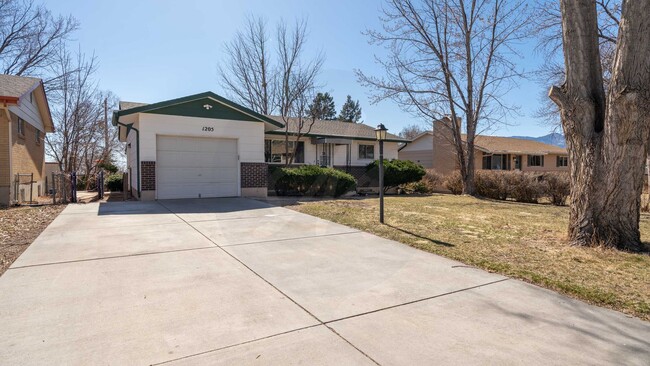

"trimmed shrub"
[273, 165, 356, 197]
[542, 172, 570, 206]
[366, 159, 426, 192]
[503, 171, 544, 203]
[475, 171, 509, 200]
[444, 171, 464, 195]
[401, 181, 431, 194]
[105, 173, 123, 192]
[422, 169, 444, 192]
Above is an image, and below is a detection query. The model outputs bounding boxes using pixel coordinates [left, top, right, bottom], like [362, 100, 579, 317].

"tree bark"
[551, 0, 650, 251]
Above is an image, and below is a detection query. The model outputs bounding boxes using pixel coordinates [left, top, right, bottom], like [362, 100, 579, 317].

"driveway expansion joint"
[7, 246, 218, 270]
[218, 230, 362, 248]
[324, 278, 511, 325]
[156, 200, 382, 366]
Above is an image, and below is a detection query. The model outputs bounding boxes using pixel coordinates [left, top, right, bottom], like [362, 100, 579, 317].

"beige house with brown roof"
[399, 119, 568, 175]
[0, 74, 54, 205]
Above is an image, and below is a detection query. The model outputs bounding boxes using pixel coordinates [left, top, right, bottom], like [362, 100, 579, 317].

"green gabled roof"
[112, 91, 284, 128]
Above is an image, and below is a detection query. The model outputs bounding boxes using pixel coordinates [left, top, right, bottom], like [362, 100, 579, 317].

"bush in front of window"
[445, 170, 569, 206]
[365, 159, 426, 193]
[273, 165, 356, 197]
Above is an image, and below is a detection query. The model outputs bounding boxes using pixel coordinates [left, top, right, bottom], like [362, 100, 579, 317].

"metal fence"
[51, 172, 77, 204]
[13, 173, 36, 204]
[96, 170, 104, 200]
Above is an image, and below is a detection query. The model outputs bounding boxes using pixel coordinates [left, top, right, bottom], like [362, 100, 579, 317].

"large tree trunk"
[550, 0, 650, 251]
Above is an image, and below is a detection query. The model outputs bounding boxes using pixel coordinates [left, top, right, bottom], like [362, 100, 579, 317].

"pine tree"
[308, 92, 336, 120]
[338, 95, 362, 123]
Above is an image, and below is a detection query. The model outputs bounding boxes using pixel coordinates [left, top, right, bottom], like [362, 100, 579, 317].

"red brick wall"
[241, 162, 267, 188]
[141, 161, 155, 191]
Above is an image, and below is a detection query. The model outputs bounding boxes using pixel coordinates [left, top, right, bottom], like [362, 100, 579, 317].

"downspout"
[116, 121, 141, 198]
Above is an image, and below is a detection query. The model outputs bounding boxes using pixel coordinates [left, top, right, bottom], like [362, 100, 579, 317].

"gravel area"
[0, 204, 66, 275]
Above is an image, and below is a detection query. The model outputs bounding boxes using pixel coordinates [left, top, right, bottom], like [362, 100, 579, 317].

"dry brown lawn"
[289, 194, 650, 321]
[0, 204, 66, 275]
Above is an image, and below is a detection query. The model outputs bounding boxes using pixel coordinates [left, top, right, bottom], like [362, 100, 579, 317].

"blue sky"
[43, 0, 556, 137]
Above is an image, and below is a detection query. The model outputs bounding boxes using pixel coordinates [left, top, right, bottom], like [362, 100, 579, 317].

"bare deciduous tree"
[275, 20, 323, 165]
[549, 0, 650, 251]
[218, 17, 323, 166]
[357, 0, 530, 195]
[218, 15, 274, 115]
[533, 0, 621, 127]
[0, 0, 78, 78]
[399, 123, 426, 140]
[45, 48, 120, 186]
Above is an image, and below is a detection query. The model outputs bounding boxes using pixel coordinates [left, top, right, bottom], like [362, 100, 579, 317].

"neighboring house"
[113, 91, 406, 200]
[399, 118, 568, 176]
[0, 74, 54, 205]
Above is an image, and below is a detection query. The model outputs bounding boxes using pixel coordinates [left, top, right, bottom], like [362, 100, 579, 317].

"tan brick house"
[399, 118, 568, 175]
[0, 74, 54, 205]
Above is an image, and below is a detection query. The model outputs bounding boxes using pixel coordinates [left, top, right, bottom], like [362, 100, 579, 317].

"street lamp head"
[375, 123, 388, 141]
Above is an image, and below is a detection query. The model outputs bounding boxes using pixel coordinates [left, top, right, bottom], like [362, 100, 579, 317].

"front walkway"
[0, 198, 648, 365]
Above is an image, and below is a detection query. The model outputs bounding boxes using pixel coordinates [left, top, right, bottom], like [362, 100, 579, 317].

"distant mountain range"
[510, 132, 566, 148]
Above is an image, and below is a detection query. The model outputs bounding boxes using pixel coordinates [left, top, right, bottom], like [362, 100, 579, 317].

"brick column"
[141, 161, 156, 191]
[241, 162, 268, 197]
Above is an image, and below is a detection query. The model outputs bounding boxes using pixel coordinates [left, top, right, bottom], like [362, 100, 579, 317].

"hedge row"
[271, 165, 356, 197]
[444, 170, 570, 205]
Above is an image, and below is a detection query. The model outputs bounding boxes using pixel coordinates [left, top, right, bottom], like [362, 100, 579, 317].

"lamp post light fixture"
[375, 123, 388, 223]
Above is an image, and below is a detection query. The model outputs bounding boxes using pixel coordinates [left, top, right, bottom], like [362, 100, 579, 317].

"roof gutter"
[115, 120, 141, 198]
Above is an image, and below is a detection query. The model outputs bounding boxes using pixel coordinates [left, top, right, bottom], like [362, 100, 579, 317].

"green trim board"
[112, 91, 284, 128]
[265, 130, 409, 143]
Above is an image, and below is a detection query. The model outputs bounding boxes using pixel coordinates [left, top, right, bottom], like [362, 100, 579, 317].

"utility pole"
[103, 97, 109, 161]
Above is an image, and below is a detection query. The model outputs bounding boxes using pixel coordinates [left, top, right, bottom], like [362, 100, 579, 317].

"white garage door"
[156, 135, 238, 199]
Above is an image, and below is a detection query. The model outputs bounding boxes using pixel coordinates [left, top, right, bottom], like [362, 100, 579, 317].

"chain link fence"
[51, 172, 77, 204]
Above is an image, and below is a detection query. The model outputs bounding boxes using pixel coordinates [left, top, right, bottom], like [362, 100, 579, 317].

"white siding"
[400, 134, 433, 152]
[8, 93, 45, 132]
[138, 113, 265, 163]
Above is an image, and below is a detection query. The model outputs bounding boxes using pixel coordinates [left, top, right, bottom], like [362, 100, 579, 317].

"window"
[264, 139, 304, 164]
[556, 156, 568, 167]
[358, 144, 375, 159]
[30, 92, 33, 103]
[17, 118, 25, 136]
[482, 154, 507, 170]
[35, 130, 41, 145]
[527, 155, 544, 167]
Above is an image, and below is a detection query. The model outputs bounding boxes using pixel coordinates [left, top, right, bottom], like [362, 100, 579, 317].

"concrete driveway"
[0, 198, 648, 365]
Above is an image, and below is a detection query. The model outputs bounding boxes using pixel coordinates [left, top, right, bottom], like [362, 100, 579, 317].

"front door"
[319, 143, 334, 167]
[514, 155, 522, 170]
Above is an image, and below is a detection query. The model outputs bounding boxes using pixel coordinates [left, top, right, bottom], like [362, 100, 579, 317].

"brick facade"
[141, 161, 156, 191]
[0, 114, 10, 188]
[241, 162, 268, 188]
[11, 112, 45, 182]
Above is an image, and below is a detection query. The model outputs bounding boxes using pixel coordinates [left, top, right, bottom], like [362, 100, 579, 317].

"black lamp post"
[375, 123, 388, 223]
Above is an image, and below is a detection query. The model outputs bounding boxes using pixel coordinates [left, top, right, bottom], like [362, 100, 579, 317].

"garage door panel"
[156, 136, 239, 199]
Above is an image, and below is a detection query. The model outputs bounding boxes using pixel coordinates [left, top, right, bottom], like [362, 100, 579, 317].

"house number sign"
[202, 126, 214, 132]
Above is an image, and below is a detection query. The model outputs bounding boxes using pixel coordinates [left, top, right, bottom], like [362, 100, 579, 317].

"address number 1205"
[202, 126, 214, 132]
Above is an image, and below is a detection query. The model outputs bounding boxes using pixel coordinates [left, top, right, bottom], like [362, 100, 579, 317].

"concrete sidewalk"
[0, 198, 648, 365]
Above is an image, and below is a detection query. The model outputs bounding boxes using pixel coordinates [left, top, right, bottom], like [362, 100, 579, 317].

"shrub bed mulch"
[0, 204, 66, 275]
